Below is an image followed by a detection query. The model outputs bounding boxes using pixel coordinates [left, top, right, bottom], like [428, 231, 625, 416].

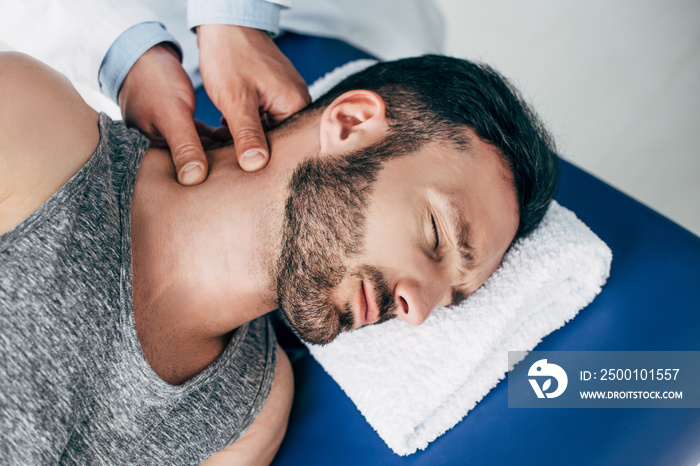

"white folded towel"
[305, 61, 613, 456]
[308, 59, 379, 101]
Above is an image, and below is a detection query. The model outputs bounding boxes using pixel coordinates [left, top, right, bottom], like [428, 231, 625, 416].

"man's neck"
[130, 120, 318, 339]
[129, 118, 319, 384]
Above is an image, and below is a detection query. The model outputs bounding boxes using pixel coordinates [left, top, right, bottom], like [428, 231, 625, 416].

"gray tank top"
[0, 114, 277, 465]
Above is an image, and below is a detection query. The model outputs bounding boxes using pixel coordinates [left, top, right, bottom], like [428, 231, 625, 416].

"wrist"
[99, 22, 180, 103]
[153, 42, 182, 61]
[118, 43, 182, 109]
[196, 23, 272, 49]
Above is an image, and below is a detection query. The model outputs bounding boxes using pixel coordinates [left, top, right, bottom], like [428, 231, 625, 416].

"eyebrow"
[444, 200, 476, 271]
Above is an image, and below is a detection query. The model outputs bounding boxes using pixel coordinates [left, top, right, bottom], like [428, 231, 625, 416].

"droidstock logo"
[528, 359, 568, 398]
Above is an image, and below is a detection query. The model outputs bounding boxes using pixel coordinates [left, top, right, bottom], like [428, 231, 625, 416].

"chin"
[276, 306, 346, 346]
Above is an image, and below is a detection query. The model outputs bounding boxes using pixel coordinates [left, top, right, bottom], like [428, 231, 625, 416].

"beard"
[275, 142, 399, 345]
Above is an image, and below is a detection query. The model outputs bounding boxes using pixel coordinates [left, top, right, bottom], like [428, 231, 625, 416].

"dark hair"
[306, 55, 560, 239]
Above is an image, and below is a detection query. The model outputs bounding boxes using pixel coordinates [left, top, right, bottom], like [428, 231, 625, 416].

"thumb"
[222, 92, 270, 172]
[159, 114, 209, 185]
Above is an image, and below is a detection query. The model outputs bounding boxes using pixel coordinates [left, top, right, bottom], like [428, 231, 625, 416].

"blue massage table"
[195, 33, 700, 466]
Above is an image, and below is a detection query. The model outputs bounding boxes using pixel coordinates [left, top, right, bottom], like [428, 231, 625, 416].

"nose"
[393, 278, 444, 326]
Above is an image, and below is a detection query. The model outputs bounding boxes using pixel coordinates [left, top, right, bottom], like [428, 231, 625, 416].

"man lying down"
[0, 52, 559, 464]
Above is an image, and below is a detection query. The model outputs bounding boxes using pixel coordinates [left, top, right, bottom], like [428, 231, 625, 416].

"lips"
[361, 280, 380, 326]
[357, 282, 368, 328]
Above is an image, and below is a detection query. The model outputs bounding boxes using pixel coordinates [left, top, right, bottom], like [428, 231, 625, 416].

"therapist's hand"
[197, 24, 311, 171]
[118, 43, 212, 185]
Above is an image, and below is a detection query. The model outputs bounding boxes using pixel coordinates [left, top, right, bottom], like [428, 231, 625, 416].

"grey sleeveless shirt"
[0, 114, 277, 465]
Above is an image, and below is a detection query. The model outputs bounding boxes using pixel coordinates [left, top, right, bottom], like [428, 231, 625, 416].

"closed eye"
[430, 214, 440, 251]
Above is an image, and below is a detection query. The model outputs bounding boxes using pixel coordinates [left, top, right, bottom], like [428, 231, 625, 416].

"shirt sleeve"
[187, 0, 290, 35]
[98, 22, 182, 103]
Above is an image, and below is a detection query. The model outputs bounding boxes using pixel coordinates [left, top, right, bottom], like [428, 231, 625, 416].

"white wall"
[433, 0, 700, 236]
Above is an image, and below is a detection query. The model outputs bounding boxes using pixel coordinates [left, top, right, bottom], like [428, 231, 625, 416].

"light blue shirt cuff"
[188, 0, 283, 35]
[99, 22, 182, 103]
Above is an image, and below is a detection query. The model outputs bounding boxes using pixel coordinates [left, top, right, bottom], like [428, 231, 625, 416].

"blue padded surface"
[194, 33, 700, 465]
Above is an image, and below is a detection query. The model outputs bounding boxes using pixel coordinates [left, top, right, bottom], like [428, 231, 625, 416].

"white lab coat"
[0, 0, 444, 93]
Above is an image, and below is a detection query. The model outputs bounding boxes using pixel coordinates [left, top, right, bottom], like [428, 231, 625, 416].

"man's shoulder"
[0, 52, 100, 235]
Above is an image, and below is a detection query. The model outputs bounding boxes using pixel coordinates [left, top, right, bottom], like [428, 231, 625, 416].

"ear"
[319, 90, 388, 154]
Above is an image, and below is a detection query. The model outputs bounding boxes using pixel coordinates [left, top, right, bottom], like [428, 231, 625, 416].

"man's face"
[276, 132, 519, 345]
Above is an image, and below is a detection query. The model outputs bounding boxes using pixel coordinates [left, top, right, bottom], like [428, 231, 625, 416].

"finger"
[221, 92, 269, 172]
[158, 115, 209, 185]
[266, 84, 312, 127]
[194, 119, 231, 143]
[194, 119, 218, 139]
[211, 125, 232, 142]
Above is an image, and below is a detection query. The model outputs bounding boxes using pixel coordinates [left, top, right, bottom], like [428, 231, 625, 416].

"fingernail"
[241, 149, 267, 171]
[180, 163, 203, 185]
